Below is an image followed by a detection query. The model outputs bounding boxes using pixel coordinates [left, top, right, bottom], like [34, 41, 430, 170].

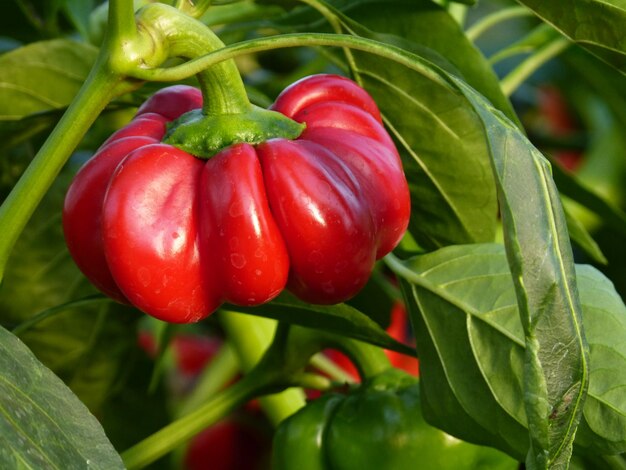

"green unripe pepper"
[273, 369, 518, 470]
[272, 394, 343, 470]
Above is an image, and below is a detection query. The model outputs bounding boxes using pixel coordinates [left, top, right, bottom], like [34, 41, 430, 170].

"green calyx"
[163, 105, 305, 158]
[134, 3, 306, 158]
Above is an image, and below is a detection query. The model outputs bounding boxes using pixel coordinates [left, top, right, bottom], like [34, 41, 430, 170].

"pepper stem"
[137, 3, 305, 158]
[137, 3, 251, 115]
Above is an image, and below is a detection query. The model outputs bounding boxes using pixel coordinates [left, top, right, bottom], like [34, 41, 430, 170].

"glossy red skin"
[63, 75, 410, 323]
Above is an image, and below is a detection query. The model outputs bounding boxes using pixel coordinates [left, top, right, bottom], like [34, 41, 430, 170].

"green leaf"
[225, 291, 416, 357]
[334, 0, 518, 124]
[455, 79, 589, 469]
[0, 324, 124, 469]
[515, 0, 626, 74]
[394, 244, 529, 459]
[395, 243, 626, 459]
[574, 265, 626, 456]
[0, 39, 97, 120]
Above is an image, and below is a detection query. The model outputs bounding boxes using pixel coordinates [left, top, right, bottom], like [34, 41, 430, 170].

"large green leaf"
[0, 324, 124, 469]
[0, 39, 97, 120]
[397, 243, 626, 459]
[456, 79, 589, 468]
[574, 266, 626, 456]
[0, 39, 97, 151]
[515, 0, 626, 74]
[396, 244, 529, 459]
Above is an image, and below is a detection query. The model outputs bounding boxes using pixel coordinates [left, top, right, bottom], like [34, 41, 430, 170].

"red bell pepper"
[63, 74, 410, 323]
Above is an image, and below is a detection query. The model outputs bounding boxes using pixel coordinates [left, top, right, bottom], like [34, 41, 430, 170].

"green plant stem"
[310, 352, 357, 383]
[137, 3, 250, 115]
[500, 36, 571, 97]
[108, 0, 138, 45]
[219, 310, 306, 426]
[124, 32, 453, 90]
[336, 336, 391, 378]
[488, 24, 562, 66]
[299, 0, 359, 80]
[121, 367, 272, 469]
[0, 58, 122, 282]
[294, 372, 333, 391]
[465, 7, 533, 42]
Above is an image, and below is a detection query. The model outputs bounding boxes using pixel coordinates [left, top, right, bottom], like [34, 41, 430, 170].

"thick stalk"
[137, 3, 250, 115]
[136, 4, 304, 158]
[107, 0, 138, 45]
